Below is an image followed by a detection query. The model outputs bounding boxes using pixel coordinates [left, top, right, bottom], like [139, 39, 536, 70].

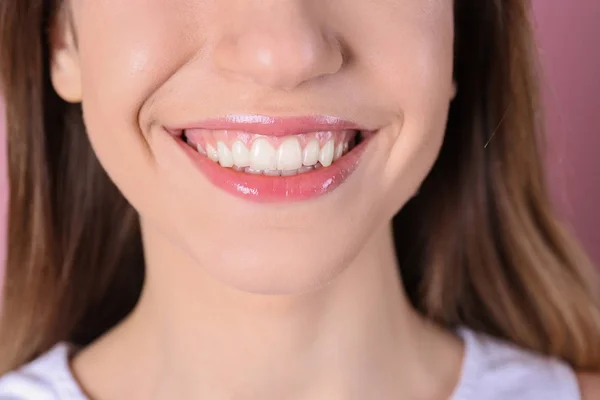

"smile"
[167, 115, 375, 202]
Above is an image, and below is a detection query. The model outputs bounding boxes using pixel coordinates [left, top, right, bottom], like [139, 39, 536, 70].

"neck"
[75, 223, 463, 400]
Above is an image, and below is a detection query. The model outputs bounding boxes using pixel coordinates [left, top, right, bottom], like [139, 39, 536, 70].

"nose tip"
[212, 16, 344, 90]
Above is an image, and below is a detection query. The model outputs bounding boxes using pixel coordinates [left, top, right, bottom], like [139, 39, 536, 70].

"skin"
[50, 0, 600, 399]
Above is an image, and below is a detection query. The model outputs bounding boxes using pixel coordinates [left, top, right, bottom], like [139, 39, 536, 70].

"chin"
[188, 236, 358, 295]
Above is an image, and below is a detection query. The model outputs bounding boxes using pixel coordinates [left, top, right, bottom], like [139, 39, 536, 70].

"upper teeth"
[319, 140, 335, 167]
[303, 140, 320, 166]
[250, 138, 278, 170]
[191, 134, 354, 173]
[277, 138, 303, 171]
[217, 141, 234, 168]
[232, 140, 250, 167]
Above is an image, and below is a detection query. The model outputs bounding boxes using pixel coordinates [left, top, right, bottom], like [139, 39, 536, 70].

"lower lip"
[174, 135, 370, 203]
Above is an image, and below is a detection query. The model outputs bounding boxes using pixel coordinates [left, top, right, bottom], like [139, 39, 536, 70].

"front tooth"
[206, 144, 219, 162]
[334, 143, 344, 160]
[319, 140, 335, 167]
[303, 140, 320, 166]
[217, 142, 234, 167]
[232, 140, 250, 167]
[277, 137, 303, 171]
[250, 138, 277, 170]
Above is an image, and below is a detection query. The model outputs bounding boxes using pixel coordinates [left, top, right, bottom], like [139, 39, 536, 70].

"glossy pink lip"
[166, 115, 374, 203]
[166, 115, 367, 137]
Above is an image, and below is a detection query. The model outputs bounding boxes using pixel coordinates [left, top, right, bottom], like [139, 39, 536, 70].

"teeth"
[263, 170, 281, 177]
[198, 135, 354, 174]
[245, 168, 263, 175]
[298, 165, 314, 173]
[206, 144, 219, 162]
[195, 143, 207, 156]
[319, 140, 335, 167]
[303, 140, 320, 166]
[277, 137, 303, 171]
[250, 138, 278, 170]
[334, 143, 344, 160]
[246, 166, 315, 177]
[232, 140, 250, 167]
[217, 141, 234, 167]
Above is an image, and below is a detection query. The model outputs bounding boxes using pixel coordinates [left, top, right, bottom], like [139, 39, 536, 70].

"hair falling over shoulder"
[1, 0, 600, 375]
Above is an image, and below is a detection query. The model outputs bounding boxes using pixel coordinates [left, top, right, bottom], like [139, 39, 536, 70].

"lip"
[166, 114, 368, 137]
[166, 115, 374, 203]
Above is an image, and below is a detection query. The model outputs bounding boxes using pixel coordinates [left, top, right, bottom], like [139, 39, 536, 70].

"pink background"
[533, 0, 600, 265]
[0, 1, 599, 284]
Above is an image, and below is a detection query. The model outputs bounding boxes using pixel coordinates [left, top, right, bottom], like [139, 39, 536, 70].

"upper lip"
[166, 115, 370, 137]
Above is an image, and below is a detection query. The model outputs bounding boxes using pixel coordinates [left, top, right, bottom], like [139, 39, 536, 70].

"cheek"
[73, 2, 203, 215]
[346, 4, 455, 213]
[361, 4, 455, 121]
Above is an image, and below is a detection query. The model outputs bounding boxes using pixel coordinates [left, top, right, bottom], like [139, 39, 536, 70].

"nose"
[211, 2, 344, 90]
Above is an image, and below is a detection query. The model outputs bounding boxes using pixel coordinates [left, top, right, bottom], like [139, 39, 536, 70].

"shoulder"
[0, 343, 85, 400]
[0, 371, 58, 400]
[578, 372, 600, 400]
[457, 328, 582, 400]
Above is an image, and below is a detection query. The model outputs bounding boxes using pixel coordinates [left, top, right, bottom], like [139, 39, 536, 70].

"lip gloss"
[167, 115, 373, 203]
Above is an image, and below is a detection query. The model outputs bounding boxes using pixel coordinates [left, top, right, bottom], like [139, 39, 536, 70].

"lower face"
[68, 0, 455, 294]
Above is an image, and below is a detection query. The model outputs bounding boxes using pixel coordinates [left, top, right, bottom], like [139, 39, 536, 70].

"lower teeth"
[234, 164, 318, 176]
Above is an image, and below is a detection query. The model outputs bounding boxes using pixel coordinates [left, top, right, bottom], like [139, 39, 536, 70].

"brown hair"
[1, 0, 599, 374]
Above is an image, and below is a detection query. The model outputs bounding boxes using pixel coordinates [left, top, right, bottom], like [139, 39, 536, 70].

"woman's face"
[53, 0, 455, 294]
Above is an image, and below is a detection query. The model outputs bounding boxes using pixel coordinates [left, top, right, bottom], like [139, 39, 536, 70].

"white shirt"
[0, 328, 581, 399]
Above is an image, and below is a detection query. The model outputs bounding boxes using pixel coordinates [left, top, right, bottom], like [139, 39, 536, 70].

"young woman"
[0, 0, 599, 399]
